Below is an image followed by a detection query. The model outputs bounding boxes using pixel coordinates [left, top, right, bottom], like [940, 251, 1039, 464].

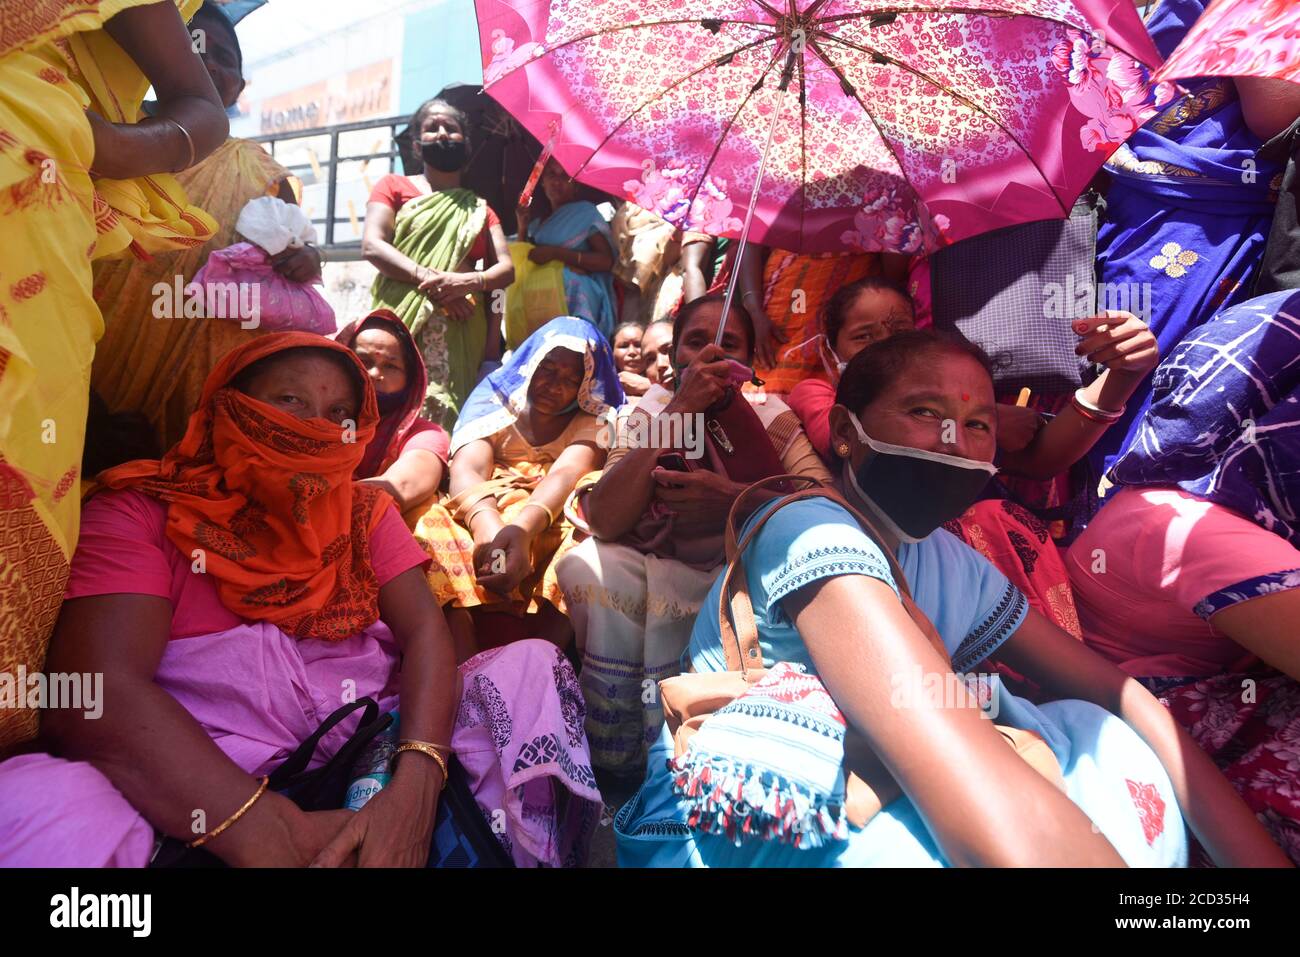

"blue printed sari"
[1090, 0, 1283, 476]
[528, 201, 617, 338]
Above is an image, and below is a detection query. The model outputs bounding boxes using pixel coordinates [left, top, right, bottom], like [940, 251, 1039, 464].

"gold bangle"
[161, 116, 196, 172]
[464, 501, 499, 528]
[187, 776, 269, 848]
[400, 738, 452, 754]
[521, 499, 555, 528]
[394, 741, 449, 788]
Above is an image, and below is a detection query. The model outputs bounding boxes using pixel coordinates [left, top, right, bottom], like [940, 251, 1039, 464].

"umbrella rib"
[486, 17, 771, 90]
[677, 44, 787, 225]
[816, 31, 1070, 216]
[570, 35, 775, 179]
[803, 37, 931, 227]
[796, 47, 809, 245]
[814, 7, 1153, 69]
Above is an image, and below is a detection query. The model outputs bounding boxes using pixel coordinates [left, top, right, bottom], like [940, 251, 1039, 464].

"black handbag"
[150, 697, 392, 867]
[1252, 116, 1300, 296]
[931, 190, 1105, 395]
[426, 756, 515, 868]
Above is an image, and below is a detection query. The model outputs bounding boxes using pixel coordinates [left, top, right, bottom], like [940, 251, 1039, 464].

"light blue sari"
[615, 497, 1188, 867]
[528, 201, 617, 338]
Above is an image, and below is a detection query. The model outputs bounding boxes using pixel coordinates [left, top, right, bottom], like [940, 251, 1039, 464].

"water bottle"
[343, 709, 399, 811]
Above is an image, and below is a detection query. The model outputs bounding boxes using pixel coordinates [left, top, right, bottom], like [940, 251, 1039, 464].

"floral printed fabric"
[1141, 672, 1300, 865]
[1155, 0, 1300, 87]
[1194, 568, 1300, 620]
[1112, 290, 1300, 550]
[475, 0, 1165, 254]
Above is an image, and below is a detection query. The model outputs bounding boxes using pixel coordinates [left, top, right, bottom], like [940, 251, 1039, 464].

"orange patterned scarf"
[97, 332, 390, 640]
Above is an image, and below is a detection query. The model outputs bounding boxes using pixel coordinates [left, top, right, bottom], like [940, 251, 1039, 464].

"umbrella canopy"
[475, 0, 1168, 256]
[1153, 0, 1300, 87]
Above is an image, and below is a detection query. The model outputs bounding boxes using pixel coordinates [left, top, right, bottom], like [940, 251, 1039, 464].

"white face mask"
[843, 414, 998, 543]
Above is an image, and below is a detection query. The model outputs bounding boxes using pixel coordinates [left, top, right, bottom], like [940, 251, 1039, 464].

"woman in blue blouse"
[616, 329, 1288, 868]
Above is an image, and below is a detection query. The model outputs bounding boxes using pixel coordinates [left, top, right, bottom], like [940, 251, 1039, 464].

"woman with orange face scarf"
[0, 333, 601, 867]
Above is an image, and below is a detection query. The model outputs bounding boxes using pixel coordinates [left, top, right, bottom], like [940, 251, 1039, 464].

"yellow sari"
[0, 0, 215, 751]
[91, 137, 290, 449]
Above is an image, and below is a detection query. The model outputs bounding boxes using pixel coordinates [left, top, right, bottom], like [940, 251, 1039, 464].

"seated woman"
[612, 320, 652, 398]
[787, 277, 918, 462]
[0, 334, 599, 868]
[1067, 289, 1300, 863]
[737, 242, 911, 395]
[639, 319, 675, 388]
[337, 309, 449, 517]
[514, 160, 617, 338]
[615, 329, 1289, 868]
[413, 317, 619, 661]
[788, 278, 1159, 637]
[557, 294, 833, 775]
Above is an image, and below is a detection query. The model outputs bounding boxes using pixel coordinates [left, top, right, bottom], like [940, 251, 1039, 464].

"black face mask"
[420, 139, 468, 172]
[375, 389, 406, 415]
[843, 415, 997, 543]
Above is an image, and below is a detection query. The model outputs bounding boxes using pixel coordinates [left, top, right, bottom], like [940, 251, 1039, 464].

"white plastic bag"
[235, 196, 316, 256]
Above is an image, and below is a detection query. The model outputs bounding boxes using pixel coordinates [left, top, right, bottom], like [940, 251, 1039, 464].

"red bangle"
[1071, 395, 1120, 424]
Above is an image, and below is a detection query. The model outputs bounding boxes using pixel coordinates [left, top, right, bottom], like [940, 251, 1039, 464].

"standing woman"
[364, 99, 514, 428]
[515, 160, 617, 338]
[0, 0, 227, 753]
[90, 1, 316, 452]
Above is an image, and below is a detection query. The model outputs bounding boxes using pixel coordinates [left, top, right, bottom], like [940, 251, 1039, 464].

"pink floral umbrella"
[477, 0, 1170, 262]
[1153, 0, 1300, 87]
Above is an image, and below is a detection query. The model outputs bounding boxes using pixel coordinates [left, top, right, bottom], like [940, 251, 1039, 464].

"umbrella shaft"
[717, 77, 791, 348]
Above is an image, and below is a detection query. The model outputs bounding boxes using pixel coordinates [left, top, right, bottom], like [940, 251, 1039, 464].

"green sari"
[371, 187, 490, 428]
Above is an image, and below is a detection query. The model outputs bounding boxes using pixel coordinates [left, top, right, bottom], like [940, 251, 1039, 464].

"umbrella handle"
[716, 29, 804, 347]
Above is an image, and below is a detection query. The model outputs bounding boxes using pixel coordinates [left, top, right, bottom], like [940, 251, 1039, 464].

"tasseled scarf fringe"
[668, 752, 849, 848]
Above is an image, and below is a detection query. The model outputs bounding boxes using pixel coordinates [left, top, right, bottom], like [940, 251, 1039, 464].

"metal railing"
[251, 114, 410, 256]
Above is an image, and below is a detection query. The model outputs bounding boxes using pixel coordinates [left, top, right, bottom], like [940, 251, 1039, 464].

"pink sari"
[0, 627, 599, 868]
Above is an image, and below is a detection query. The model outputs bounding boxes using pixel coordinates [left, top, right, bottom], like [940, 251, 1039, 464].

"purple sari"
[1089, 0, 1283, 476]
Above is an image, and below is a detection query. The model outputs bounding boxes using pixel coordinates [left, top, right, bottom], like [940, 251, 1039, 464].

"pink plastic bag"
[190, 242, 335, 333]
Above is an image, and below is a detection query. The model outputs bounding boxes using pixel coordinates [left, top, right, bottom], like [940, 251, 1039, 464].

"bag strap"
[267, 696, 380, 786]
[717, 475, 948, 674]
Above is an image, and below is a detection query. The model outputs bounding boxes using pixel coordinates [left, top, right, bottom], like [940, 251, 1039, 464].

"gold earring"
[836, 442, 851, 457]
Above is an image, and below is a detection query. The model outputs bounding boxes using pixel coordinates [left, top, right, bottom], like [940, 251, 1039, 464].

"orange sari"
[98, 333, 390, 640]
[752, 250, 879, 396]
